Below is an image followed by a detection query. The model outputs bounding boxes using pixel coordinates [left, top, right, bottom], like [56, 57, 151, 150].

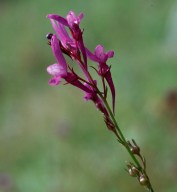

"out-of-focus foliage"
[0, 0, 177, 192]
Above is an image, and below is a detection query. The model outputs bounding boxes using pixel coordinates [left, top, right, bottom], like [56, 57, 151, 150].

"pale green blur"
[0, 0, 177, 192]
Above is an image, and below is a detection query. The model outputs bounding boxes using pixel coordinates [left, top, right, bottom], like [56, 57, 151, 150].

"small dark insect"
[46, 33, 53, 45]
[46, 33, 53, 40]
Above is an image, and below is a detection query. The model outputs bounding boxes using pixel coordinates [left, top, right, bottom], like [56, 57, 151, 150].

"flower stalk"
[45, 10, 155, 192]
[98, 91, 154, 192]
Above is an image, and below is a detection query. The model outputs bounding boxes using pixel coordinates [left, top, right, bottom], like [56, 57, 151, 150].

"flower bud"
[126, 163, 140, 177]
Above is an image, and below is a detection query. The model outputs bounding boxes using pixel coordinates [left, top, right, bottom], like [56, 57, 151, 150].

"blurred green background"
[0, 0, 177, 191]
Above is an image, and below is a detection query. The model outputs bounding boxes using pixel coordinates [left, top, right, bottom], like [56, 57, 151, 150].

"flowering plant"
[46, 11, 154, 192]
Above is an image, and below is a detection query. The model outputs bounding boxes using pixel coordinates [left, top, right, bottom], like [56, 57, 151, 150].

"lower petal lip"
[47, 64, 67, 77]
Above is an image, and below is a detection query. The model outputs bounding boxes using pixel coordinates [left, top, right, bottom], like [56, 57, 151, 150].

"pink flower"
[86, 45, 114, 63]
[47, 34, 67, 86]
[47, 35, 90, 93]
[66, 11, 84, 29]
[86, 45, 115, 113]
[47, 11, 87, 67]
[46, 11, 115, 114]
[47, 64, 66, 86]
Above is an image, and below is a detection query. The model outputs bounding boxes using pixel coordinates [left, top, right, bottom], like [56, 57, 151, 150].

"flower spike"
[45, 10, 154, 192]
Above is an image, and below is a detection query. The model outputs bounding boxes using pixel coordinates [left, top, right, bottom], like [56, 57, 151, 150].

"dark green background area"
[0, 0, 177, 191]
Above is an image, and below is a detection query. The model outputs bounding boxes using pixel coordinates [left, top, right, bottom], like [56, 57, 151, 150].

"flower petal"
[47, 14, 68, 26]
[66, 11, 83, 27]
[66, 11, 77, 26]
[49, 19, 73, 48]
[85, 48, 100, 63]
[58, 23, 74, 47]
[47, 64, 66, 77]
[107, 51, 114, 58]
[78, 12, 84, 23]
[95, 45, 107, 63]
[51, 35, 67, 76]
[48, 77, 61, 86]
[104, 70, 115, 113]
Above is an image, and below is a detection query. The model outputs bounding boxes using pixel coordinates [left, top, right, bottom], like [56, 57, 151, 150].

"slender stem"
[97, 91, 154, 192]
[97, 91, 142, 169]
[75, 52, 154, 192]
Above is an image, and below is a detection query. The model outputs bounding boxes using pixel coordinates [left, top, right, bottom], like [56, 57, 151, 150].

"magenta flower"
[86, 45, 114, 63]
[47, 11, 87, 67]
[46, 30, 92, 93]
[48, 18, 76, 54]
[86, 45, 115, 113]
[46, 11, 115, 115]
[66, 11, 84, 29]
[47, 34, 67, 86]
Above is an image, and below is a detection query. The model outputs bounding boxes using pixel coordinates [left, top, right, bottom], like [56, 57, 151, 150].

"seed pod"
[139, 174, 149, 186]
[127, 139, 140, 155]
[126, 163, 140, 177]
[128, 166, 139, 177]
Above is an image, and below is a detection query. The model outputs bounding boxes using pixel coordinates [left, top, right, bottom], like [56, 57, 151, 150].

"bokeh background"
[0, 0, 177, 191]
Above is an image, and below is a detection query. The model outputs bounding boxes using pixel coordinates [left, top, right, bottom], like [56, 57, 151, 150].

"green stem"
[97, 91, 154, 192]
[77, 58, 154, 191]
[98, 92, 141, 169]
